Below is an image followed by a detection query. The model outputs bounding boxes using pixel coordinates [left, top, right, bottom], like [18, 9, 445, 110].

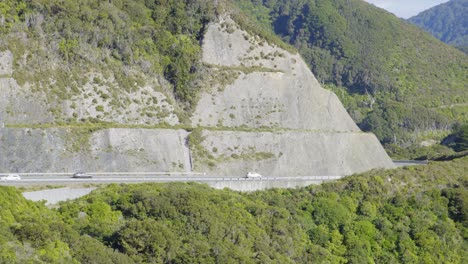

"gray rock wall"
[0, 50, 53, 124]
[0, 50, 13, 76]
[0, 78, 53, 124]
[0, 128, 190, 173]
[193, 17, 359, 132]
[0, 127, 393, 177]
[189, 17, 395, 175]
[195, 130, 394, 176]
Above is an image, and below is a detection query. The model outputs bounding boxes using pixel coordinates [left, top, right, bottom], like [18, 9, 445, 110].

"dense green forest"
[1, 156, 467, 263]
[233, 0, 467, 146]
[408, 0, 468, 52]
[0, 185, 133, 263]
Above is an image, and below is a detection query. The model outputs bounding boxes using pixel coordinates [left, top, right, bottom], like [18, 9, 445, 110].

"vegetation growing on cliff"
[1, 156, 467, 263]
[0, 0, 219, 107]
[445, 123, 468, 152]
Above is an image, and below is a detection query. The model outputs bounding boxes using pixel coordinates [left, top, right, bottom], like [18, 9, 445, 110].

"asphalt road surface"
[0, 174, 342, 185]
[0, 160, 426, 186]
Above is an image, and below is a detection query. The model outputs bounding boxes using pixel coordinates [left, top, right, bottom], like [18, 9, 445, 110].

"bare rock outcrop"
[0, 49, 179, 126]
[0, 128, 190, 173]
[193, 17, 359, 132]
[189, 17, 394, 175]
[195, 130, 393, 176]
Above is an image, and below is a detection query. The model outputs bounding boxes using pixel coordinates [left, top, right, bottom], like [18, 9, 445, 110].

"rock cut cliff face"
[189, 17, 394, 175]
[193, 17, 359, 131]
[0, 17, 394, 177]
[0, 128, 190, 173]
[0, 50, 53, 124]
[0, 51, 179, 126]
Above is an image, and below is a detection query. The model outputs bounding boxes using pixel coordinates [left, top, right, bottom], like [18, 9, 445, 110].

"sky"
[364, 0, 450, 18]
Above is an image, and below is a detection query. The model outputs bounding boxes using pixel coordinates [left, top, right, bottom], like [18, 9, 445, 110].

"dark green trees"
[445, 123, 468, 151]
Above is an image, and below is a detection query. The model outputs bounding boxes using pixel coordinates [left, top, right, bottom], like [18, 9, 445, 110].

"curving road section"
[393, 160, 428, 167]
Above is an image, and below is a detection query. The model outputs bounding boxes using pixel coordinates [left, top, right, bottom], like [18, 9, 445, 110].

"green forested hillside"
[233, 0, 468, 145]
[408, 0, 468, 51]
[0, 186, 134, 263]
[1, 157, 466, 263]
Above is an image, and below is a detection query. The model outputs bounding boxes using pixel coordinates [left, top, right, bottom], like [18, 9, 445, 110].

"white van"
[245, 172, 262, 178]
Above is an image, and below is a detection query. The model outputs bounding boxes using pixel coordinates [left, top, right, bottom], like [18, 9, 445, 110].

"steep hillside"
[0, 1, 394, 176]
[1, 0, 465, 151]
[408, 0, 468, 52]
[187, 17, 393, 175]
[233, 0, 468, 145]
[3, 156, 463, 263]
[0, 16, 394, 176]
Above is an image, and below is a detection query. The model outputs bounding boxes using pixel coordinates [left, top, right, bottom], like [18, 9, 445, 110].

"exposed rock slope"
[0, 51, 52, 124]
[0, 128, 190, 173]
[0, 49, 179, 126]
[193, 18, 359, 131]
[190, 17, 394, 175]
[197, 130, 391, 176]
[0, 17, 394, 176]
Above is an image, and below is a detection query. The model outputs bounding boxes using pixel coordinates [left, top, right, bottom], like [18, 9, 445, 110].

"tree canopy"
[408, 0, 468, 50]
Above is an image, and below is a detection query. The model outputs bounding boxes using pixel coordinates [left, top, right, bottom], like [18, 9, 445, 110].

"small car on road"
[72, 172, 93, 178]
[0, 174, 21, 181]
[245, 172, 262, 178]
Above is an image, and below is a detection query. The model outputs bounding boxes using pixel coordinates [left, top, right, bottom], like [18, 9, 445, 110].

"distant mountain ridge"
[408, 0, 468, 52]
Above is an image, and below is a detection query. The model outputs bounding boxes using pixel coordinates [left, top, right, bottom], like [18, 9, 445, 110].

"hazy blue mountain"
[408, 0, 467, 51]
